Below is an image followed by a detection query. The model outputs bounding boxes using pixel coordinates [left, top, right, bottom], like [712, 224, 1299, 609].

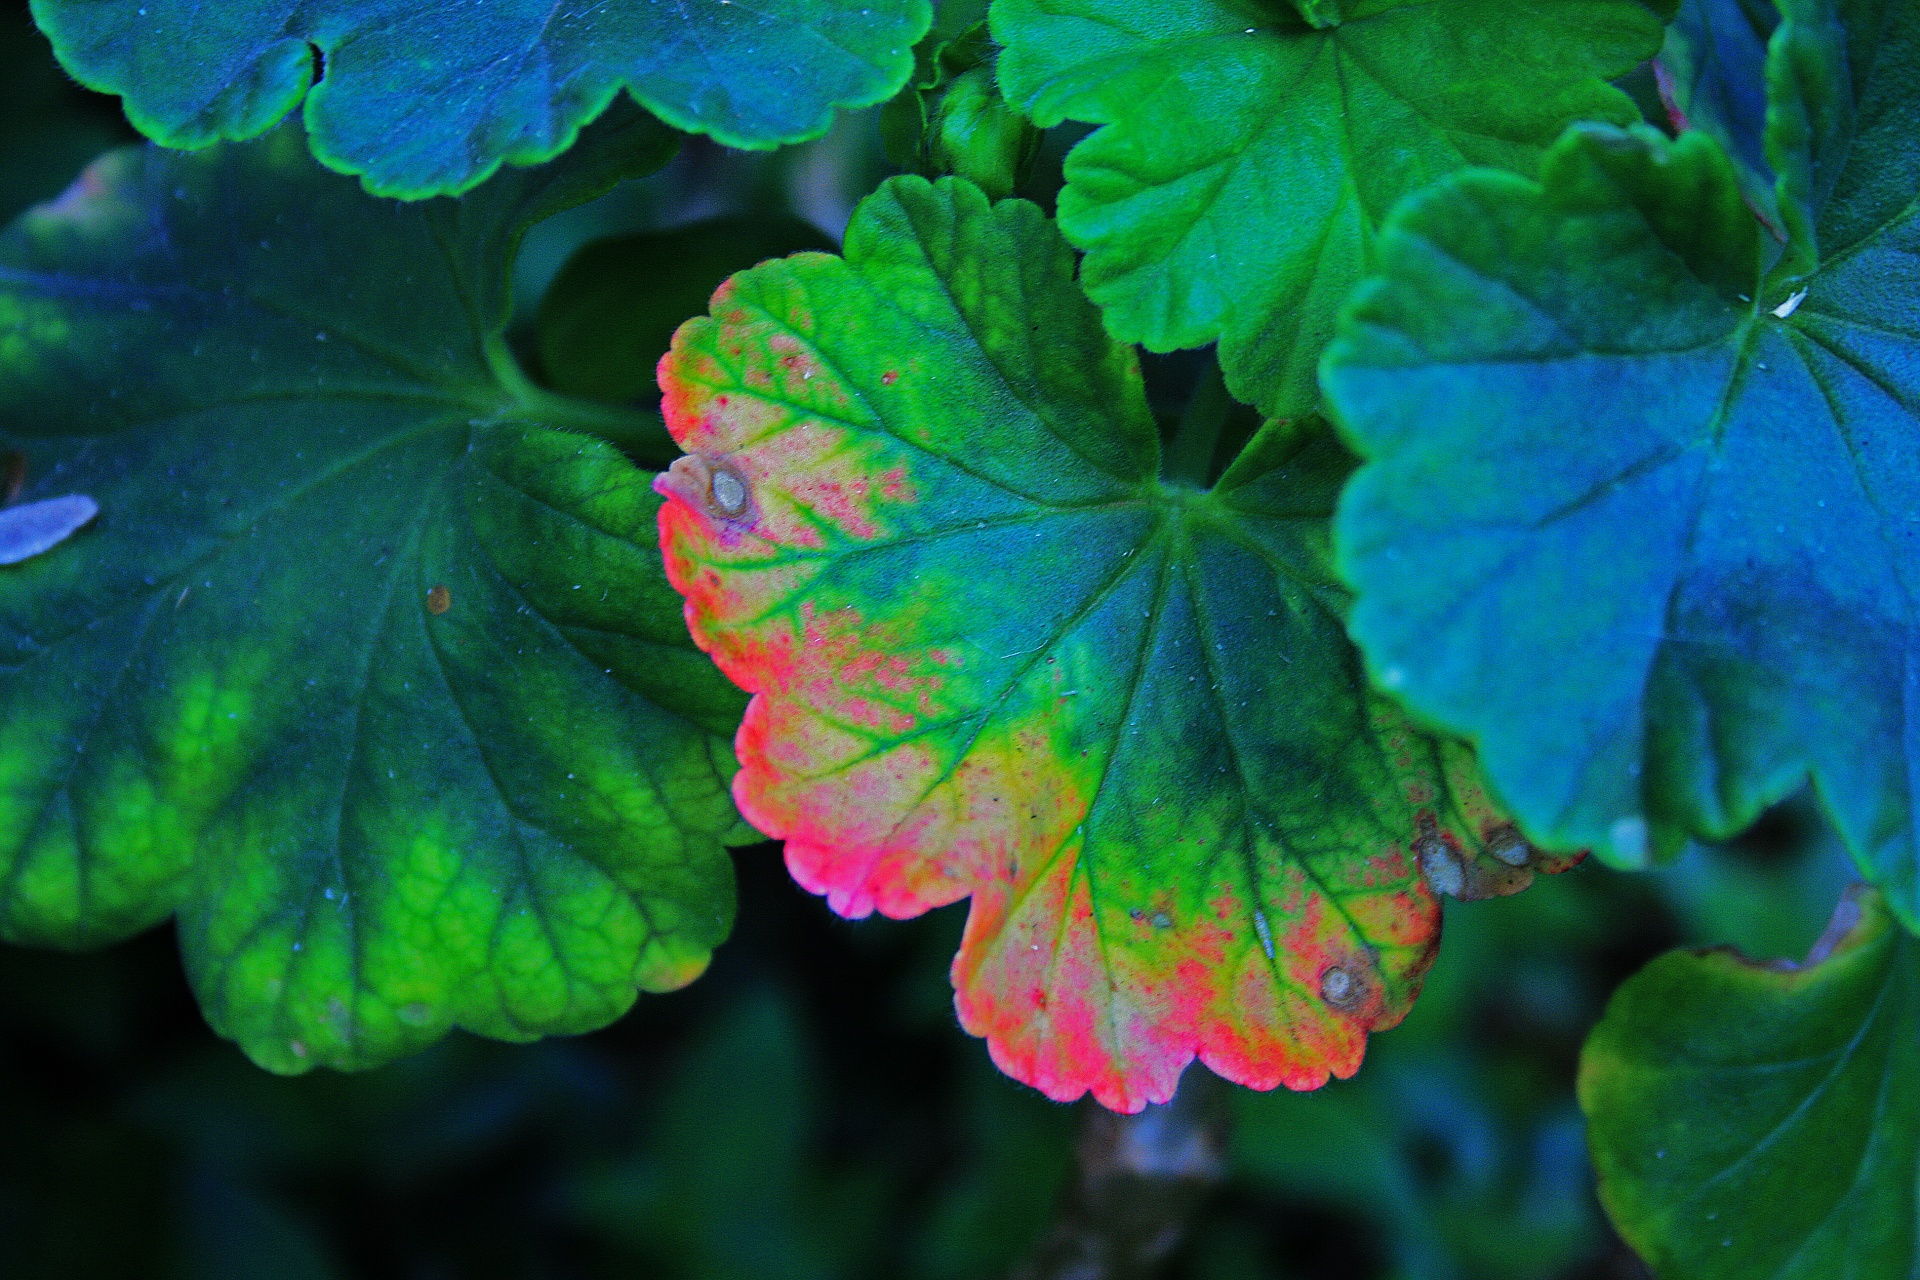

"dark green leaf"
[1322, 87, 1920, 911]
[1766, 0, 1917, 281]
[1660, 0, 1781, 227]
[1581, 886, 1919, 1279]
[0, 113, 751, 1073]
[28, 0, 932, 198]
[991, 0, 1670, 419]
[536, 214, 837, 407]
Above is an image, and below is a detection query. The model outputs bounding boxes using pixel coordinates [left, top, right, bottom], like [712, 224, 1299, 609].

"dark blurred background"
[0, 8, 1860, 1276]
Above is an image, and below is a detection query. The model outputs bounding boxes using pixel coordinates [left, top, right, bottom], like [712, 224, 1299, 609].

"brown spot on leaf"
[1320, 966, 1358, 1008]
[1484, 824, 1533, 867]
[426, 584, 451, 614]
[1414, 818, 1465, 898]
[661, 452, 754, 522]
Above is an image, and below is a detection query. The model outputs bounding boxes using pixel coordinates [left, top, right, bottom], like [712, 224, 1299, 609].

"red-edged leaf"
[655, 176, 1572, 1110]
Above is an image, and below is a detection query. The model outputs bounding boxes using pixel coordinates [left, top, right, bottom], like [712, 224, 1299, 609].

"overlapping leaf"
[1659, 0, 1780, 225]
[1764, 0, 1911, 280]
[0, 111, 751, 1073]
[1323, 0, 1920, 917]
[654, 175, 1570, 1112]
[1581, 887, 1920, 1278]
[28, 0, 931, 198]
[990, 0, 1670, 420]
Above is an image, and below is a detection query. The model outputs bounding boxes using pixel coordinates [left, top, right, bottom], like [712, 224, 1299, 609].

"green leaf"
[1766, 0, 1916, 282]
[923, 66, 1042, 202]
[1659, 0, 1781, 228]
[1580, 886, 1919, 1278]
[654, 175, 1571, 1111]
[536, 215, 838, 407]
[1322, 100, 1920, 907]
[1288, 0, 1341, 30]
[28, 0, 933, 198]
[0, 112, 751, 1073]
[990, 0, 1669, 420]
[881, 15, 1038, 200]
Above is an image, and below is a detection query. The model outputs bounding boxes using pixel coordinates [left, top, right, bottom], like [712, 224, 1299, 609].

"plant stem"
[1163, 354, 1231, 489]
[482, 333, 677, 464]
[1009, 1070, 1228, 1280]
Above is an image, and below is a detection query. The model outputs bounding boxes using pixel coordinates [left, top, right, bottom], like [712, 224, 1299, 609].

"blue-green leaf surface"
[1323, 44, 1920, 917]
[1765, 0, 1914, 281]
[28, 0, 931, 198]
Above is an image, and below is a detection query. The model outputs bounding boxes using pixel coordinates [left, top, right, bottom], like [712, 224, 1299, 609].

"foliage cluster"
[0, 0, 1915, 1274]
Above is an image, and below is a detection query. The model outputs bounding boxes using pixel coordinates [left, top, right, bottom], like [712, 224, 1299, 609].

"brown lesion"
[1411, 811, 1585, 901]
[1319, 964, 1363, 1010]
[660, 452, 754, 522]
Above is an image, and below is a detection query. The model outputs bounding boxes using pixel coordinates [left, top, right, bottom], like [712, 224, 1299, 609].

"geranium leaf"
[28, 0, 931, 198]
[1322, 45, 1920, 914]
[990, 0, 1670, 420]
[1766, 0, 1914, 282]
[654, 175, 1572, 1112]
[1580, 886, 1920, 1278]
[0, 111, 751, 1073]
[1660, 0, 1781, 228]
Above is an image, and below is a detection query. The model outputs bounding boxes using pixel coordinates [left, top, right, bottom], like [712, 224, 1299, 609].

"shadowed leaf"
[1581, 886, 1920, 1278]
[0, 111, 750, 1072]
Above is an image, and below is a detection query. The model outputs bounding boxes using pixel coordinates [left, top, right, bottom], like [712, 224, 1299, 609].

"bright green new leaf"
[0, 111, 752, 1073]
[1581, 886, 1920, 1278]
[654, 175, 1571, 1112]
[537, 215, 837, 406]
[990, 0, 1670, 420]
[28, 0, 931, 198]
[880, 13, 1039, 201]
[1323, 78, 1920, 911]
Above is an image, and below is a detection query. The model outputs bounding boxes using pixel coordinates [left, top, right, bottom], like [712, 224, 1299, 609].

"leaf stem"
[482, 334, 677, 465]
[1163, 354, 1231, 489]
[1009, 1069, 1228, 1280]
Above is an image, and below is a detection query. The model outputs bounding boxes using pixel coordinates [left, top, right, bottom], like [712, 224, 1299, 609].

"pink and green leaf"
[655, 176, 1572, 1111]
